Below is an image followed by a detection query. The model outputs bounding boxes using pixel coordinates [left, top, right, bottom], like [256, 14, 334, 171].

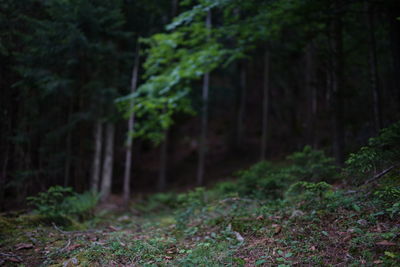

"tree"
[100, 123, 115, 202]
[261, 48, 270, 160]
[196, 10, 212, 186]
[123, 43, 140, 203]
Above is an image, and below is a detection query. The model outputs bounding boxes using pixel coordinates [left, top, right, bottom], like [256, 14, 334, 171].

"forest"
[0, 0, 399, 266]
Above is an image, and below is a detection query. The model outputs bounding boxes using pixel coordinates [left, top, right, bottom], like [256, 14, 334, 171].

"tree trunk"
[197, 10, 212, 186]
[64, 101, 73, 187]
[0, 144, 9, 210]
[388, 5, 400, 113]
[366, 2, 382, 132]
[123, 43, 140, 204]
[261, 49, 270, 160]
[158, 130, 168, 191]
[330, 0, 345, 164]
[101, 122, 115, 202]
[236, 61, 247, 149]
[305, 42, 317, 148]
[91, 121, 103, 192]
[171, 0, 178, 17]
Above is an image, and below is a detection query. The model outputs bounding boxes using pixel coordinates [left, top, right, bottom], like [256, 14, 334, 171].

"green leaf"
[255, 259, 267, 265]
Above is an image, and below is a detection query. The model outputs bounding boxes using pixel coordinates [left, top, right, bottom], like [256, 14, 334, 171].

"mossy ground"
[1, 183, 399, 267]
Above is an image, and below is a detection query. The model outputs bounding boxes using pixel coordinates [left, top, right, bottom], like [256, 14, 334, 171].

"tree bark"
[101, 122, 115, 202]
[91, 121, 103, 192]
[261, 49, 270, 160]
[171, 0, 178, 17]
[64, 101, 73, 187]
[236, 61, 247, 149]
[0, 144, 9, 210]
[305, 42, 317, 148]
[197, 10, 211, 186]
[366, 2, 383, 132]
[158, 130, 168, 191]
[123, 44, 140, 204]
[330, 0, 345, 164]
[388, 5, 400, 113]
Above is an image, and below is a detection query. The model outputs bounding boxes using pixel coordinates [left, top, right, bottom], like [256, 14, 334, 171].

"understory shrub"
[346, 121, 400, 184]
[137, 192, 179, 212]
[27, 186, 99, 223]
[218, 146, 338, 200]
[285, 145, 338, 182]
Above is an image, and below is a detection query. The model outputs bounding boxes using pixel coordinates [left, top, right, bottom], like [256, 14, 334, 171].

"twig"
[52, 222, 67, 234]
[52, 222, 101, 235]
[364, 165, 396, 185]
[59, 239, 71, 253]
[219, 197, 254, 204]
[0, 252, 22, 260]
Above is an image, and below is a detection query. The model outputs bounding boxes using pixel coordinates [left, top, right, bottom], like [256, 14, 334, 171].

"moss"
[0, 216, 14, 233]
[12, 213, 87, 231]
[159, 216, 176, 227]
[15, 214, 49, 227]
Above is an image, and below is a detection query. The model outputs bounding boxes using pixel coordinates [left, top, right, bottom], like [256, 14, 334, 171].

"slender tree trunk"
[158, 130, 168, 191]
[236, 62, 247, 149]
[330, 0, 345, 164]
[197, 10, 212, 186]
[64, 130, 72, 187]
[366, 2, 382, 132]
[388, 6, 400, 113]
[101, 123, 114, 202]
[305, 42, 317, 148]
[0, 144, 9, 210]
[123, 44, 140, 204]
[91, 121, 103, 192]
[171, 0, 178, 17]
[261, 49, 270, 160]
[64, 101, 73, 187]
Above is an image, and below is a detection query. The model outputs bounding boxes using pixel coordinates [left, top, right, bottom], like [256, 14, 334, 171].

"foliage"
[285, 181, 333, 209]
[374, 185, 400, 204]
[346, 121, 400, 183]
[286, 181, 332, 199]
[217, 147, 337, 200]
[285, 146, 338, 182]
[233, 161, 292, 199]
[136, 192, 179, 212]
[27, 186, 99, 222]
[4, 152, 400, 266]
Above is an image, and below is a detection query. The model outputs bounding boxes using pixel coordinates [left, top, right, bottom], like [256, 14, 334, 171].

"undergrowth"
[0, 122, 399, 266]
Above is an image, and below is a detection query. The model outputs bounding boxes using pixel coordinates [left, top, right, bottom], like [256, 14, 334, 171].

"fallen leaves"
[7, 257, 22, 263]
[107, 225, 120, 232]
[271, 224, 282, 235]
[66, 243, 82, 252]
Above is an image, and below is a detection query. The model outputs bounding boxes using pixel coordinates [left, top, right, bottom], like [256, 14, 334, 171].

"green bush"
[285, 181, 332, 200]
[286, 146, 338, 182]
[233, 161, 291, 199]
[137, 192, 179, 212]
[346, 121, 400, 183]
[223, 147, 337, 200]
[27, 186, 99, 222]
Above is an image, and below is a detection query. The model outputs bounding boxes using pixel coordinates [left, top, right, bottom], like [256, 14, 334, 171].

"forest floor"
[1, 183, 399, 267]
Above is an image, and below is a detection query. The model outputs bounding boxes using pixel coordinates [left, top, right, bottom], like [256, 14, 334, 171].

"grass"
[1, 159, 400, 267]
[1, 183, 399, 266]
